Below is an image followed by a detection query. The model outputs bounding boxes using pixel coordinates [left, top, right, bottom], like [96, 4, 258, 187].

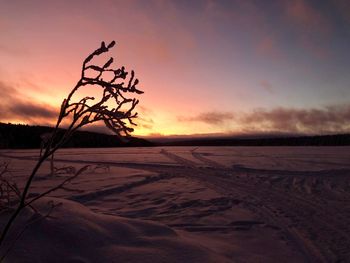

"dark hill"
[0, 123, 154, 149]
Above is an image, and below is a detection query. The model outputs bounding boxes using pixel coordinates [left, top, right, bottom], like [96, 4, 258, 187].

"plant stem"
[0, 155, 46, 247]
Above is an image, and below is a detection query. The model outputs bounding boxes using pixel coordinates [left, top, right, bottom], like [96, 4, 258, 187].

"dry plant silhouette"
[0, 40, 143, 253]
[0, 162, 20, 211]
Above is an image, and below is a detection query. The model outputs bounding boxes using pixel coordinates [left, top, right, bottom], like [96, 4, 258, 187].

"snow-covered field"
[1, 146, 350, 262]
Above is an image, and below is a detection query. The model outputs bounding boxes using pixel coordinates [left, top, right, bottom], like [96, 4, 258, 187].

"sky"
[0, 0, 350, 136]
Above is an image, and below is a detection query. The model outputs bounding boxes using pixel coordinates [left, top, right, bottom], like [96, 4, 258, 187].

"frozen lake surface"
[1, 146, 350, 262]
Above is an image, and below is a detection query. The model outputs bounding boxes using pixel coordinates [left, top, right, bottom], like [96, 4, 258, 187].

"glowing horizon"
[1, 0, 350, 136]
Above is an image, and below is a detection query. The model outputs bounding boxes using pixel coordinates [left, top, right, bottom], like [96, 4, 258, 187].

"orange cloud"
[0, 81, 57, 124]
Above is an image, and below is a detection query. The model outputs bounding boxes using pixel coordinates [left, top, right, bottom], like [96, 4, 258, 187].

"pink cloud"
[285, 0, 330, 33]
[332, 0, 350, 24]
[256, 35, 282, 59]
[259, 80, 274, 93]
[283, 0, 332, 59]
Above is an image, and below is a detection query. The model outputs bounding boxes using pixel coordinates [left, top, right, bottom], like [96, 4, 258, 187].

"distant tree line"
[157, 134, 350, 146]
[0, 123, 153, 149]
[1, 123, 350, 148]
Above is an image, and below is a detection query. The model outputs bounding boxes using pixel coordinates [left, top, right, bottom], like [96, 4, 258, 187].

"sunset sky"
[1, 0, 350, 136]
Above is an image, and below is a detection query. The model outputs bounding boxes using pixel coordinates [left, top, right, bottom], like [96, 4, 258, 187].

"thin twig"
[0, 40, 143, 252]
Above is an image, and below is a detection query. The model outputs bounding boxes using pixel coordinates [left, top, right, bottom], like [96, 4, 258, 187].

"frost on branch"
[57, 40, 143, 139]
[0, 41, 144, 250]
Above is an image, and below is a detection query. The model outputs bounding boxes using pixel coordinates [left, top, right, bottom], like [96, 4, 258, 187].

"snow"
[1, 146, 350, 262]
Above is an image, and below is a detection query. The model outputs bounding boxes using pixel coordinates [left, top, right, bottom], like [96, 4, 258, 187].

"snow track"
[2, 147, 350, 262]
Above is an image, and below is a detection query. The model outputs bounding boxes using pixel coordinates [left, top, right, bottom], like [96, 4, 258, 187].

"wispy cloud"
[0, 81, 56, 123]
[178, 111, 234, 125]
[259, 80, 274, 93]
[5, 101, 56, 119]
[177, 104, 350, 135]
[241, 105, 350, 134]
[256, 35, 282, 59]
[283, 0, 332, 59]
[285, 0, 330, 33]
[332, 0, 350, 24]
[135, 106, 155, 130]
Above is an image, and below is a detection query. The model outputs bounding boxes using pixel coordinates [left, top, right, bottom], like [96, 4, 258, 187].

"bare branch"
[0, 40, 143, 252]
